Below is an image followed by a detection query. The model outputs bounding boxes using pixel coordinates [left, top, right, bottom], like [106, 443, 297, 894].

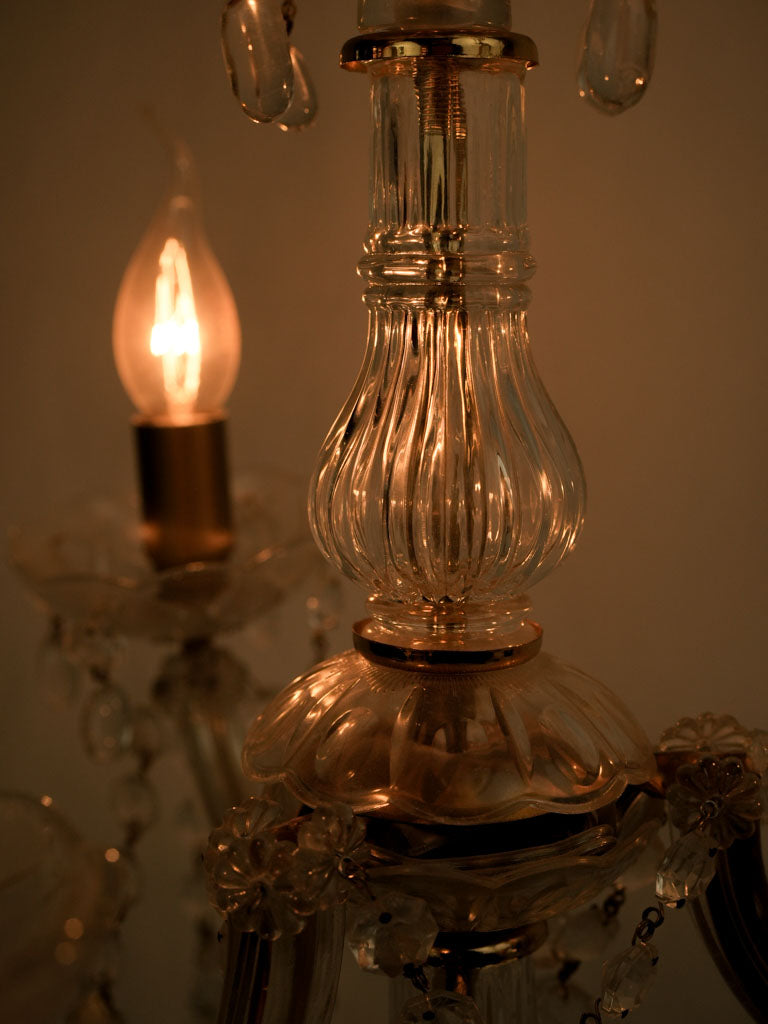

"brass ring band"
[352, 618, 543, 673]
[340, 31, 539, 71]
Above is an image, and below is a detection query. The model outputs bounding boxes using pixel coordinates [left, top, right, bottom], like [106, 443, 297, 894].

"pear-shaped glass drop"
[578, 0, 657, 115]
[221, 0, 293, 123]
[278, 47, 318, 132]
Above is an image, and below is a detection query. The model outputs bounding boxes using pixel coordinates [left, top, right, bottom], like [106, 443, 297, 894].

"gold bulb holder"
[133, 414, 233, 571]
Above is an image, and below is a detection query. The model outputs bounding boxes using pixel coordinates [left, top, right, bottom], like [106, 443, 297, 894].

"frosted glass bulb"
[113, 142, 241, 424]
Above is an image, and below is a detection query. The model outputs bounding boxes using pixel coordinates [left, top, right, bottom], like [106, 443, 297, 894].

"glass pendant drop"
[221, 0, 293, 123]
[578, 0, 657, 115]
[278, 47, 318, 132]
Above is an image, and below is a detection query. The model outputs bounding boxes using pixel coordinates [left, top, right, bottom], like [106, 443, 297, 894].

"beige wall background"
[1, 1, 766, 1022]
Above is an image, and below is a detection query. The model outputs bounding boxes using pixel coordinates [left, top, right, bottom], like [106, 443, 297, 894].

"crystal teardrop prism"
[278, 47, 318, 132]
[578, 0, 657, 115]
[221, 0, 293, 123]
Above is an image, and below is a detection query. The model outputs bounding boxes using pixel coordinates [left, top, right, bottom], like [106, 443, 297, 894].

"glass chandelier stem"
[311, 40, 585, 645]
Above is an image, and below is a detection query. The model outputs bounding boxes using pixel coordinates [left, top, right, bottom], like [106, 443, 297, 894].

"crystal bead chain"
[579, 903, 665, 1023]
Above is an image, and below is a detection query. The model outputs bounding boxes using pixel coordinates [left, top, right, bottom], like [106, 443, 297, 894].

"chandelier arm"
[690, 832, 768, 1024]
[217, 909, 346, 1024]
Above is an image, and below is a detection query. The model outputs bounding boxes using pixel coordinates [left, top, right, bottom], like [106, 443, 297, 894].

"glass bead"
[80, 685, 132, 764]
[550, 904, 619, 963]
[297, 803, 365, 858]
[154, 643, 249, 719]
[655, 830, 717, 906]
[100, 852, 141, 927]
[578, 0, 657, 116]
[37, 635, 82, 708]
[399, 991, 484, 1024]
[268, 842, 336, 915]
[221, 0, 293, 123]
[278, 47, 318, 132]
[65, 985, 125, 1024]
[130, 705, 167, 764]
[658, 712, 753, 754]
[667, 755, 761, 848]
[305, 575, 342, 633]
[346, 890, 438, 977]
[110, 775, 157, 833]
[601, 941, 658, 1016]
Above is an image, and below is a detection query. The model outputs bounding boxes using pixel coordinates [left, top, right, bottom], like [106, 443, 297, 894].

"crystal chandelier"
[202, 2, 766, 1023]
[1, 2, 765, 1023]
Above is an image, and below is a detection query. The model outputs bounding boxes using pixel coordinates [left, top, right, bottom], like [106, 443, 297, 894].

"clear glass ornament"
[221, 0, 293, 123]
[655, 829, 717, 906]
[154, 642, 249, 719]
[667, 756, 762, 848]
[550, 903, 619, 963]
[243, 649, 653, 824]
[0, 795, 107, 1024]
[578, 0, 657, 116]
[297, 803, 365, 859]
[306, 575, 343, 634]
[346, 890, 438, 976]
[130, 705, 167, 764]
[100, 851, 141, 927]
[37, 633, 82, 708]
[65, 986, 125, 1024]
[600, 941, 658, 1016]
[110, 775, 158, 833]
[399, 991, 484, 1024]
[278, 47, 317, 132]
[80, 685, 132, 764]
[309, 66, 586, 639]
[269, 842, 337, 915]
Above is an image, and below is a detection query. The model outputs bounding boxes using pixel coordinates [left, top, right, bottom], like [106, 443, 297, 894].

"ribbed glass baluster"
[310, 64, 585, 634]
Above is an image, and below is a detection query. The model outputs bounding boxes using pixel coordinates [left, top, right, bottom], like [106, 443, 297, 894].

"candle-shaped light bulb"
[114, 143, 240, 423]
[114, 143, 240, 570]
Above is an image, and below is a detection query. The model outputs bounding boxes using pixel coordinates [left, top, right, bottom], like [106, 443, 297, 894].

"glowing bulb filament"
[149, 238, 201, 415]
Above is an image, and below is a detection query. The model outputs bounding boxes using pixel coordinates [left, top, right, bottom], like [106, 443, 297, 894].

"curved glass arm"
[217, 908, 345, 1024]
[691, 831, 768, 1024]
